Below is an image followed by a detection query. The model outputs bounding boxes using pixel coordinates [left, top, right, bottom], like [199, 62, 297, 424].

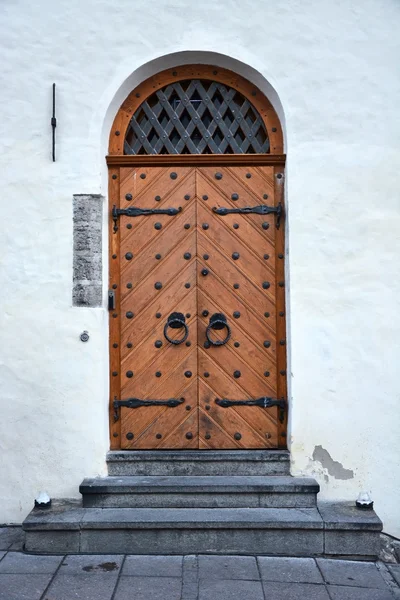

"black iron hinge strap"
[113, 397, 184, 422]
[112, 205, 182, 232]
[212, 203, 283, 229]
[215, 397, 286, 423]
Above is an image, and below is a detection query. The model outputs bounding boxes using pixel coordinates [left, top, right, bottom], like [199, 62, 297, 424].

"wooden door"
[109, 161, 287, 449]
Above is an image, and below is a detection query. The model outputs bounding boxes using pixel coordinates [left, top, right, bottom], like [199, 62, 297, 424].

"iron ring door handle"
[164, 312, 189, 345]
[205, 313, 231, 346]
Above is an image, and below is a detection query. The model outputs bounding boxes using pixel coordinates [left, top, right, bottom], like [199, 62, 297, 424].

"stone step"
[23, 501, 382, 558]
[106, 450, 290, 476]
[80, 475, 319, 508]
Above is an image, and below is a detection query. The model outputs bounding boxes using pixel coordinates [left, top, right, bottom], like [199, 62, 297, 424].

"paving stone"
[60, 554, 123, 574]
[389, 565, 400, 586]
[258, 556, 323, 583]
[45, 573, 118, 600]
[199, 579, 264, 600]
[261, 581, 330, 599]
[182, 555, 198, 583]
[317, 559, 387, 589]
[0, 573, 52, 600]
[0, 527, 23, 550]
[114, 576, 182, 600]
[198, 555, 259, 580]
[0, 551, 62, 573]
[122, 554, 183, 577]
[327, 585, 394, 599]
[0, 551, 6, 562]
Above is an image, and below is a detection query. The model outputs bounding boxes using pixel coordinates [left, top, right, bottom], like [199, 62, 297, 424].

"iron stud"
[204, 372, 210, 377]
[184, 371, 192, 378]
[202, 223, 209, 230]
[127, 283, 132, 289]
[112, 371, 118, 376]
[233, 311, 240, 319]
[170, 172, 177, 179]
[156, 312, 161, 318]
[126, 371, 133, 378]
[112, 284, 117, 289]
[262, 222, 269, 230]
[280, 339, 286, 345]
[263, 194, 268, 199]
[278, 253, 284, 259]
[231, 193, 239, 201]
[184, 252, 191, 260]
[155, 340, 162, 348]
[279, 311, 284, 317]
[186, 405, 191, 411]
[205, 433, 211, 440]
[113, 343, 118, 348]
[127, 342, 133, 348]
[264, 341, 271, 348]
[154, 222, 162, 230]
[154, 282, 162, 290]
[112, 254, 117, 259]
[202, 195, 208, 201]
[126, 311, 134, 319]
[263, 281, 270, 289]
[232, 252, 240, 260]
[215, 172, 223, 180]
[185, 283, 191, 288]
[155, 254, 161, 259]
[264, 371, 270, 377]
[125, 252, 133, 260]
[155, 195, 161, 201]
[203, 254, 209, 260]
[186, 432, 193, 439]
[184, 194, 190, 200]
[125, 193, 132, 201]
[126, 432, 134, 440]
[126, 223, 132, 229]
[156, 433, 162, 439]
[184, 223, 191, 229]
[155, 371, 162, 377]
[246, 173, 252, 178]
[201, 268, 209, 276]
[233, 283, 240, 289]
[205, 405, 211, 411]
[279, 281, 285, 287]
[233, 223, 239, 229]
[264, 312, 270, 317]
[233, 370, 241, 378]
[234, 432, 242, 440]
[140, 173, 146, 179]
[202, 310, 209, 317]
[234, 342, 240, 348]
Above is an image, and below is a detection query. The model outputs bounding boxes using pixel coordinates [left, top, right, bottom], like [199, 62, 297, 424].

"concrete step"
[80, 475, 319, 508]
[106, 450, 290, 476]
[23, 500, 382, 558]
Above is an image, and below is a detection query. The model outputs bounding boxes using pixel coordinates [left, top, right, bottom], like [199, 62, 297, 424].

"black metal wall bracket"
[113, 397, 184, 422]
[215, 397, 286, 423]
[212, 203, 283, 229]
[51, 83, 56, 162]
[112, 205, 182, 232]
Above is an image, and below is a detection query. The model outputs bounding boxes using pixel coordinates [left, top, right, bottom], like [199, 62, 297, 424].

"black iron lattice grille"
[124, 80, 270, 154]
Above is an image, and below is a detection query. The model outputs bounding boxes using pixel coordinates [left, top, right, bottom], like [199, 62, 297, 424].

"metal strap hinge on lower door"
[212, 203, 283, 228]
[215, 397, 287, 423]
[112, 205, 182, 232]
[113, 397, 184, 422]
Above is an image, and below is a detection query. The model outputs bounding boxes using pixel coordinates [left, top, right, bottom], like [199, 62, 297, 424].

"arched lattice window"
[124, 79, 270, 155]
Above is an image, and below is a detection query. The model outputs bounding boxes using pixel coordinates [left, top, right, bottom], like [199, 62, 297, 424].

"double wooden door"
[109, 162, 287, 449]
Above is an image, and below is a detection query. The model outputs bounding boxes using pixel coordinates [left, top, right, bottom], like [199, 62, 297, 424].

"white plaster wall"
[0, 0, 399, 535]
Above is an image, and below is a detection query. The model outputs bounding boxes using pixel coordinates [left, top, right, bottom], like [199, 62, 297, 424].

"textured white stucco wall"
[0, 0, 399, 536]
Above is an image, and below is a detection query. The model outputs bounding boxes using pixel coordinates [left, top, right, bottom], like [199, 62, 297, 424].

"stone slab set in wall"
[72, 195, 103, 307]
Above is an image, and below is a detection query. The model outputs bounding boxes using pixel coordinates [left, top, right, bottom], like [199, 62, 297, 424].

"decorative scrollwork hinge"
[112, 205, 182, 232]
[215, 397, 286, 423]
[113, 397, 184, 422]
[212, 203, 283, 229]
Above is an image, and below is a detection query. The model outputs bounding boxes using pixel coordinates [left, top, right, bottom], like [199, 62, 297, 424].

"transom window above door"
[124, 79, 270, 155]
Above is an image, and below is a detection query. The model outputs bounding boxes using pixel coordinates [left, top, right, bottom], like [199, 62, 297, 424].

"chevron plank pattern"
[111, 165, 285, 449]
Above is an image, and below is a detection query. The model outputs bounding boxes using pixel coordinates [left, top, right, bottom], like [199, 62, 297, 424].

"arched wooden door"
[107, 66, 287, 450]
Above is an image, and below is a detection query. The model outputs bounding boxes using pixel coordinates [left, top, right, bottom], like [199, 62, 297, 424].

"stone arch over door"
[107, 64, 287, 450]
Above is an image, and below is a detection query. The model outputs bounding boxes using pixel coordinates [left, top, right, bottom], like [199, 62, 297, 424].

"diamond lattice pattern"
[124, 80, 270, 155]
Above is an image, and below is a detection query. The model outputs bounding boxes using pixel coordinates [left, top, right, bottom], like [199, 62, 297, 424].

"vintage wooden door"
[108, 66, 287, 450]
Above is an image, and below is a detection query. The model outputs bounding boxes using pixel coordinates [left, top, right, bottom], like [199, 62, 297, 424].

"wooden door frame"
[106, 64, 287, 450]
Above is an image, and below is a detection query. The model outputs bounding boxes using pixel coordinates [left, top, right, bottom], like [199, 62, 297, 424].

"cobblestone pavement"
[0, 527, 399, 600]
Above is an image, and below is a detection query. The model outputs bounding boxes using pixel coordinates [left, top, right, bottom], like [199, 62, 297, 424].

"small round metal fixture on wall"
[186, 432, 193, 440]
[80, 331, 89, 343]
[126, 432, 134, 440]
[234, 432, 242, 440]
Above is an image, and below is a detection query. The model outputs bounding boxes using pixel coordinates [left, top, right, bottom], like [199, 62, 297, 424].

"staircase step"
[23, 500, 382, 558]
[107, 450, 290, 476]
[80, 475, 319, 508]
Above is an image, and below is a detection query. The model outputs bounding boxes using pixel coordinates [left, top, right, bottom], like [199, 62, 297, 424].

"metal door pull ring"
[206, 313, 231, 346]
[164, 312, 189, 345]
